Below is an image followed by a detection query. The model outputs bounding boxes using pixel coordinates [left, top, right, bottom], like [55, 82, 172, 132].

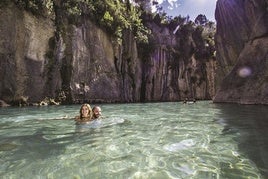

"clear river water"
[0, 101, 267, 179]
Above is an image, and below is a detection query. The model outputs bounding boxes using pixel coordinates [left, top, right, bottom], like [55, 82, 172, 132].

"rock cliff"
[214, 0, 268, 104]
[0, 2, 216, 105]
[0, 3, 55, 103]
[139, 20, 216, 102]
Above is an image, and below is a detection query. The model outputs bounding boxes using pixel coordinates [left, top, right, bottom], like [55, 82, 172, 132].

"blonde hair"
[79, 103, 92, 119]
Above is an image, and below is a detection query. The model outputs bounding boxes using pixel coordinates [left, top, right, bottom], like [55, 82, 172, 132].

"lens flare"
[237, 66, 252, 78]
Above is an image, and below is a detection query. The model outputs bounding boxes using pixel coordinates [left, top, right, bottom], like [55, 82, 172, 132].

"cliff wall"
[0, 2, 216, 105]
[140, 22, 216, 102]
[0, 3, 55, 103]
[214, 0, 268, 104]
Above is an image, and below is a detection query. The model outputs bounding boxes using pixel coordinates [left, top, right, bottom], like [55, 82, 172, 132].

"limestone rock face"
[0, 3, 55, 103]
[214, 0, 268, 104]
[139, 22, 216, 102]
[60, 20, 122, 103]
[0, 2, 216, 105]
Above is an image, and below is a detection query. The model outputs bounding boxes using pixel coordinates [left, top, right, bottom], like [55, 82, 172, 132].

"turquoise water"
[0, 101, 267, 178]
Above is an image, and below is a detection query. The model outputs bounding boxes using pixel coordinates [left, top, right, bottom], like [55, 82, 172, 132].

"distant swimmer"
[183, 98, 196, 104]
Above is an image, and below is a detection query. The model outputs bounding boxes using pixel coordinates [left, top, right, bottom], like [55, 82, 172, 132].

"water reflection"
[215, 104, 268, 177]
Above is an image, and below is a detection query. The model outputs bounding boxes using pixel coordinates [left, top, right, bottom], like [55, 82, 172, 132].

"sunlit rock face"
[0, 3, 140, 104]
[58, 20, 123, 103]
[0, 3, 122, 104]
[0, 2, 216, 104]
[139, 21, 216, 102]
[214, 0, 268, 104]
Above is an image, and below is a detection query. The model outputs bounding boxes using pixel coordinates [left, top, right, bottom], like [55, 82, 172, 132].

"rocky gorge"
[0, 0, 267, 106]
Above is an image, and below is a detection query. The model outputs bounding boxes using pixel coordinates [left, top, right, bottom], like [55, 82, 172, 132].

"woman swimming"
[75, 103, 93, 124]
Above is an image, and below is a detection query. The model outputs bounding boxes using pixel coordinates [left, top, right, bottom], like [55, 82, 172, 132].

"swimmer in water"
[92, 106, 102, 120]
[75, 103, 93, 124]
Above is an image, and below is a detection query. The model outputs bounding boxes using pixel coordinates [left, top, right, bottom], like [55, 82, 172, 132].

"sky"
[151, 0, 217, 22]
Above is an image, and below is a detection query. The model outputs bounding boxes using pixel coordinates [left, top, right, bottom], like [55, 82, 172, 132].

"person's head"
[79, 103, 92, 118]
[92, 106, 102, 119]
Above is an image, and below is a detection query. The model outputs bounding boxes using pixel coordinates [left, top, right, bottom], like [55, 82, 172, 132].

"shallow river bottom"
[0, 101, 267, 178]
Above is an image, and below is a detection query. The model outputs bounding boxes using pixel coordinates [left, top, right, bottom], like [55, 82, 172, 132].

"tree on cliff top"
[9, 0, 150, 43]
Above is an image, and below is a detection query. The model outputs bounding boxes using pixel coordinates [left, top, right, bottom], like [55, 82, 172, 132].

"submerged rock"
[0, 143, 18, 151]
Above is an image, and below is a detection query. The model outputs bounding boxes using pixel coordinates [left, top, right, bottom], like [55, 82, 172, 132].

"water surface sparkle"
[0, 101, 267, 178]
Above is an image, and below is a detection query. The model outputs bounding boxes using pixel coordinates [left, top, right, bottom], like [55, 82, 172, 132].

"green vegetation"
[8, 0, 215, 59]
[10, 0, 150, 43]
[13, 0, 53, 15]
[0, 0, 10, 8]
